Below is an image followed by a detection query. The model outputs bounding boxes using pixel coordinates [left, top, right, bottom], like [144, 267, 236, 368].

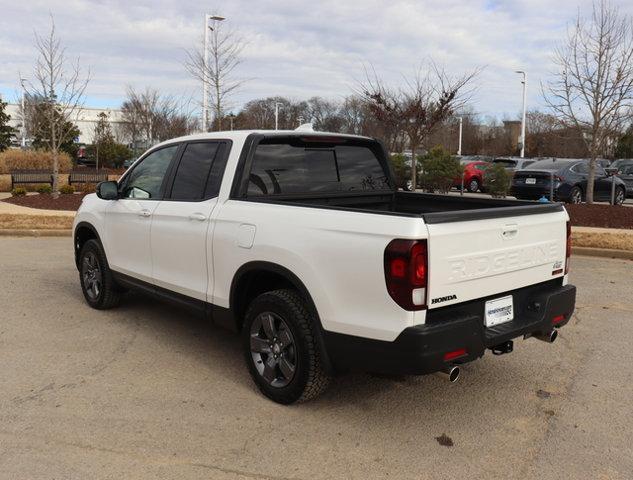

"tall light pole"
[20, 77, 27, 148]
[202, 14, 225, 132]
[274, 102, 282, 130]
[457, 116, 463, 156]
[516, 70, 527, 158]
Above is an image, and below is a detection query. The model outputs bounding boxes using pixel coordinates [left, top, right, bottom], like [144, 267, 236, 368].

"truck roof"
[153, 130, 374, 149]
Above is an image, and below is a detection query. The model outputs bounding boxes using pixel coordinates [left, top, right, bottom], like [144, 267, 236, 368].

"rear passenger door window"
[170, 142, 220, 200]
[168, 141, 229, 201]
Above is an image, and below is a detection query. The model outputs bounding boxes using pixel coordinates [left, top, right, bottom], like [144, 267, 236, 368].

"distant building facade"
[4, 103, 126, 145]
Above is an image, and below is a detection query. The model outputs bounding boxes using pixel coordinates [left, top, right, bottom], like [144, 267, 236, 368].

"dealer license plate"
[525, 178, 536, 184]
[485, 295, 514, 327]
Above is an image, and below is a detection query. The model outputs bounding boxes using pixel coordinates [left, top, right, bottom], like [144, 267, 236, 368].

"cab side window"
[120, 145, 179, 199]
[170, 142, 221, 201]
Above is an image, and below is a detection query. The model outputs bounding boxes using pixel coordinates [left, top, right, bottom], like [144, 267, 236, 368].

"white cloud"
[1, 0, 632, 120]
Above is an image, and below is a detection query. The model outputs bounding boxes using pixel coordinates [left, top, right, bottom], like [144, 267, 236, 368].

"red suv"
[454, 161, 489, 192]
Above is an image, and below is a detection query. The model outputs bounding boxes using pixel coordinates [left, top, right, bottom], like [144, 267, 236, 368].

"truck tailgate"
[425, 210, 567, 309]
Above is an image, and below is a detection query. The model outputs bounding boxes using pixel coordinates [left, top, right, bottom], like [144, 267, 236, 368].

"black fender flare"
[228, 261, 334, 374]
[73, 221, 104, 269]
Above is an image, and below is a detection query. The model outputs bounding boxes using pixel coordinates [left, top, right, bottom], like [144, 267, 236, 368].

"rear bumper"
[511, 184, 572, 201]
[324, 280, 576, 375]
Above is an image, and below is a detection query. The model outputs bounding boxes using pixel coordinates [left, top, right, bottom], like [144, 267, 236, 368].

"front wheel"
[79, 239, 121, 309]
[242, 289, 330, 404]
[467, 178, 480, 193]
[614, 187, 625, 206]
[568, 186, 583, 204]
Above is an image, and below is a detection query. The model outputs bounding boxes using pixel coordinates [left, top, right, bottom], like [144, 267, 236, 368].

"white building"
[5, 103, 126, 145]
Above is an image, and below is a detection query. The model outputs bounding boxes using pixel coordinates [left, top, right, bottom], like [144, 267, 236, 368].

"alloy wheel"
[615, 189, 625, 205]
[571, 189, 582, 204]
[250, 312, 297, 388]
[82, 251, 102, 300]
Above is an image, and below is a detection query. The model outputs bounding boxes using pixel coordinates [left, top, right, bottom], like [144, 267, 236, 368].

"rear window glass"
[494, 159, 517, 167]
[247, 141, 390, 195]
[526, 160, 572, 171]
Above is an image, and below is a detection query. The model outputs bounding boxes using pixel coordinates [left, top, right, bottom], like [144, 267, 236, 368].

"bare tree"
[185, 18, 246, 131]
[28, 16, 90, 194]
[359, 63, 479, 188]
[120, 86, 198, 152]
[544, 0, 633, 203]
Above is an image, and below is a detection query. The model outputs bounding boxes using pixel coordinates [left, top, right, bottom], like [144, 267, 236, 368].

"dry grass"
[0, 214, 73, 230]
[572, 231, 633, 251]
[0, 149, 73, 174]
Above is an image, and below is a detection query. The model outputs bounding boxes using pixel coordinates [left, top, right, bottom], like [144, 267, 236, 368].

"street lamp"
[274, 102, 282, 130]
[202, 14, 226, 132]
[516, 70, 527, 158]
[20, 77, 28, 148]
[457, 116, 463, 156]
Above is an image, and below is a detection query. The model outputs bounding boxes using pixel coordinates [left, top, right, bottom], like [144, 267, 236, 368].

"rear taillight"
[565, 221, 571, 274]
[384, 239, 428, 310]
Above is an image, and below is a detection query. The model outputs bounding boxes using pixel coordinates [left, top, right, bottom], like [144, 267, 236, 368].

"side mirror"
[96, 181, 119, 200]
[604, 167, 618, 176]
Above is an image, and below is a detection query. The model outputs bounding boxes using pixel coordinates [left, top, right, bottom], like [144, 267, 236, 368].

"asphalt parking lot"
[1, 237, 632, 479]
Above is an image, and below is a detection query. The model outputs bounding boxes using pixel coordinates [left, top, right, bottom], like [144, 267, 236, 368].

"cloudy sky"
[1, 0, 632, 121]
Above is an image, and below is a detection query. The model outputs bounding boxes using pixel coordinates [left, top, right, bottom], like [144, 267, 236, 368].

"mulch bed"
[566, 203, 633, 230]
[1, 193, 88, 211]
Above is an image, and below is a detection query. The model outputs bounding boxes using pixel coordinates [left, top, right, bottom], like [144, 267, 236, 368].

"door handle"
[188, 213, 207, 221]
[139, 209, 151, 218]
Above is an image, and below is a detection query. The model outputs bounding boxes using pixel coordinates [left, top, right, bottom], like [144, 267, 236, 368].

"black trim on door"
[111, 270, 208, 315]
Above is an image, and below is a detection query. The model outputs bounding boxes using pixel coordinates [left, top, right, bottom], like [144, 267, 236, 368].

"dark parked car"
[612, 160, 633, 197]
[511, 159, 626, 204]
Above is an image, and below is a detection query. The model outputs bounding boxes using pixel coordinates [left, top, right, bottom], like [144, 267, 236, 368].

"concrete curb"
[572, 246, 633, 260]
[0, 229, 72, 237]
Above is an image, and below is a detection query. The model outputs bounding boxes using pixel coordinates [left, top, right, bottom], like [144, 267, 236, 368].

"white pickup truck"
[73, 131, 576, 404]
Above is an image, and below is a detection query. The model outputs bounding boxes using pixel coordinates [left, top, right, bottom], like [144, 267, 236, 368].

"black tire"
[614, 186, 625, 206]
[79, 239, 121, 309]
[568, 186, 583, 204]
[242, 289, 330, 404]
[467, 177, 480, 193]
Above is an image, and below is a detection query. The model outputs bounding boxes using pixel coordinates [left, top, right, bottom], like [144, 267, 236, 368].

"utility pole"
[516, 70, 527, 158]
[202, 14, 225, 132]
[457, 116, 463, 156]
[275, 102, 282, 130]
[20, 77, 27, 148]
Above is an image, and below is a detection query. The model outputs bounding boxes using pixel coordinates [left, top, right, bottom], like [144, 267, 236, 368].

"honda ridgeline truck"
[73, 131, 576, 404]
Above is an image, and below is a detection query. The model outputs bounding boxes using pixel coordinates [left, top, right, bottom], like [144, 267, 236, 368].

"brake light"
[552, 314, 566, 325]
[443, 348, 467, 362]
[565, 221, 571, 274]
[384, 239, 428, 310]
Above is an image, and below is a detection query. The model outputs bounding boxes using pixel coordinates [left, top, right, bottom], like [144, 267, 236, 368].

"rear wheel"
[569, 186, 583, 204]
[243, 289, 330, 404]
[614, 186, 625, 206]
[79, 239, 121, 309]
[467, 178, 480, 193]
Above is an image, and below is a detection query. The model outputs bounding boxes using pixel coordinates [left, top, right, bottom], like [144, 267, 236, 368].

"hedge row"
[0, 149, 73, 174]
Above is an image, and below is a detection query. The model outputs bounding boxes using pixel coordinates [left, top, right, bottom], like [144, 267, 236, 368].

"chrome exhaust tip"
[436, 365, 460, 383]
[535, 329, 558, 343]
